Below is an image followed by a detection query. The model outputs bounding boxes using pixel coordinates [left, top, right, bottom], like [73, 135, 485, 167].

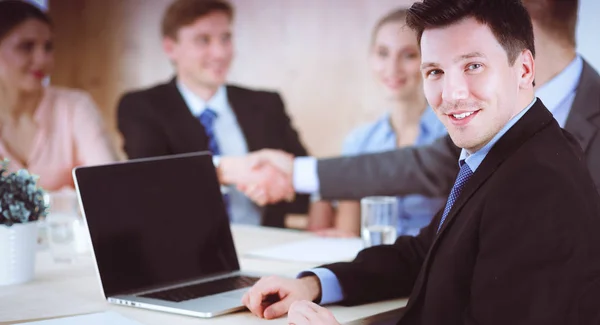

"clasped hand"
[219, 149, 298, 205]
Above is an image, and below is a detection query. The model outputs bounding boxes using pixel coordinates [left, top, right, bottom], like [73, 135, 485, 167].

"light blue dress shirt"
[293, 55, 584, 194]
[340, 107, 447, 235]
[177, 81, 263, 226]
[309, 97, 537, 305]
[535, 55, 582, 128]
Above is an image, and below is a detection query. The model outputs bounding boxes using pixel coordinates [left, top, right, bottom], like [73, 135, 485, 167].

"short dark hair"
[161, 0, 234, 40]
[406, 0, 535, 65]
[371, 9, 409, 46]
[0, 0, 52, 42]
[522, 0, 578, 48]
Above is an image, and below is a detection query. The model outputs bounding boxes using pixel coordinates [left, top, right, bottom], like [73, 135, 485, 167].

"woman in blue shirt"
[308, 8, 447, 237]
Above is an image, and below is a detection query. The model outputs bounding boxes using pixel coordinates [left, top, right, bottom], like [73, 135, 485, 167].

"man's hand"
[216, 156, 253, 185]
[218, 150, 297, 206]
[288, 300, 340, 325]
[242, 275, 321, 320]
[246, 149, 294, 178]
[240, 149, 296, 205]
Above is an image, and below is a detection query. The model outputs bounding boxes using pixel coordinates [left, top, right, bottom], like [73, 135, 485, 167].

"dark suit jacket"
[322, 100, 600, 325]
[318, 59, 600, 198]
[117, 79, 309, 228]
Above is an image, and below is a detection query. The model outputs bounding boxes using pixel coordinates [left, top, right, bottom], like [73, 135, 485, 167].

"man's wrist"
[214, 156, 226, 184]
[299, 275, 322, 303]
[216, 156, 241, 185]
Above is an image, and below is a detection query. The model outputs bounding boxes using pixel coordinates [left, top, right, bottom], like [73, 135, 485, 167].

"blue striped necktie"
[437, 160, 473, 233]
[198, 108, 230, 219]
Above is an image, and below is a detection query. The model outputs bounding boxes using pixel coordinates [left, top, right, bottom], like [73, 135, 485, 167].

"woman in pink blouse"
[0, 1, 117, 191]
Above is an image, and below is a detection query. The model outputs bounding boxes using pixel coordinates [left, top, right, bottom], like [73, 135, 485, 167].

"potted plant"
[0, 160, 48, 286]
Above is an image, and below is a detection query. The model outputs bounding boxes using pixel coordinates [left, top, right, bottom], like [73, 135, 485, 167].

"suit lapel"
[564, 60, 600, 153]
[162, 78, 209, 151]
[404, 100, 556, 313]
[435, 100, 555, 237]
[226, 86, 268, 152]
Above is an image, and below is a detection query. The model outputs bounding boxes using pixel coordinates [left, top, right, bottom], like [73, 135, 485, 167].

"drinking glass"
[46, 212, 80, 262]
[45, 190, 88, 262]
[361, 196, 399, 247]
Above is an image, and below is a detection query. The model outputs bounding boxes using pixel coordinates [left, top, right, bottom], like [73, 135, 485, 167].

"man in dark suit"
[222, 0, 600, 207]
[241, 0, 600, 324]
[117, 0, 308, 228]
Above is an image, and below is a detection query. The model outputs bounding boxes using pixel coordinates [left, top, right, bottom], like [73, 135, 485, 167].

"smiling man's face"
[420, 17, 531, 153]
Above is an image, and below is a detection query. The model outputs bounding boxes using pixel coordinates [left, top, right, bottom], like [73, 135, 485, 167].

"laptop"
[73, 152, 266, 318]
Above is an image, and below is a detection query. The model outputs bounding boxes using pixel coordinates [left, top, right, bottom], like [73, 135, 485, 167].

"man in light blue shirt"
[117, 0, 310, 227]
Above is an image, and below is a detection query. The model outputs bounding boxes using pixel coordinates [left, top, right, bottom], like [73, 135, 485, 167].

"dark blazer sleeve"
[321, 212, 440, 306]
[317, 134, 461, 200]
[117, 93, 171, 159]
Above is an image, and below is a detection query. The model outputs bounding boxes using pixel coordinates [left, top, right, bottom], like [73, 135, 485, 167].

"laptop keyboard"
[140, 275, 260, 302]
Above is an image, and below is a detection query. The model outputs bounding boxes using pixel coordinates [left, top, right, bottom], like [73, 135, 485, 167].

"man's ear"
[518, 49, 535, 89]
[162, 36, 178, 61]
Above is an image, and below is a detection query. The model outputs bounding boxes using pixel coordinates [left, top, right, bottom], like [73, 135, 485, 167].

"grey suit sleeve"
[317, 134, 460, 200]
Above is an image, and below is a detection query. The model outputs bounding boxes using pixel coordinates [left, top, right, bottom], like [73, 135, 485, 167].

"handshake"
[218, 149, 298, 205]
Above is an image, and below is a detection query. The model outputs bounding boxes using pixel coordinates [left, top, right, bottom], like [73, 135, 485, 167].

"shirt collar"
[176, 80, 229, 117]
[378, 112, 395, 141]
[535, 55, 582, 114]
[459, 97, 537, 172]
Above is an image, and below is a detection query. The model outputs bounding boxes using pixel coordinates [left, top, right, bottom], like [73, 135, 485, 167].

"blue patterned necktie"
[198, 109, 221, 155]
[437, 160, 473, 233]
[198, 108, 230, 218]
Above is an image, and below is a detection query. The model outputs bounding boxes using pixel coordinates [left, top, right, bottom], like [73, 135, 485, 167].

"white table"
[0, 225, 407, 324]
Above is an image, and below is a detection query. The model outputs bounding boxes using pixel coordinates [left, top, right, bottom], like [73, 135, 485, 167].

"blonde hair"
[371, 9, 409, 46]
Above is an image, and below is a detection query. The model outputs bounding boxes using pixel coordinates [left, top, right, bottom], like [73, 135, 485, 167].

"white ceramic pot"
[0, 222, 38, 286]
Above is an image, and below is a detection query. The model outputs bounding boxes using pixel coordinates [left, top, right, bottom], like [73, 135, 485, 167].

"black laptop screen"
[74, 153, 240, 297]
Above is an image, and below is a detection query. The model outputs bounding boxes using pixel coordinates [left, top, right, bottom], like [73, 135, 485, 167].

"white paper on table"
[245, 237, 364, 264]
[20, 311, 143, 325]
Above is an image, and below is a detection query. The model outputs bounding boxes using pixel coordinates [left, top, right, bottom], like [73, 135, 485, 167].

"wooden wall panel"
[49, 0, 415, 156]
